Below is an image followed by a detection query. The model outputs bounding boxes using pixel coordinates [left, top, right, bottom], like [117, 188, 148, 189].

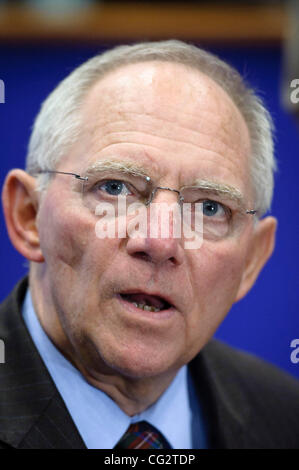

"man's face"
[35, 61, 255, 379]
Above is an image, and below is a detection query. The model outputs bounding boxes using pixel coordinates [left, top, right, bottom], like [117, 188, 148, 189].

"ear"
[1, 169, 44, 262]
[235, 216, 277, 302]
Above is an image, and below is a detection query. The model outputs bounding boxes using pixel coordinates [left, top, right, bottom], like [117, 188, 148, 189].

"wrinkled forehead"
[81, 60, 250, 149]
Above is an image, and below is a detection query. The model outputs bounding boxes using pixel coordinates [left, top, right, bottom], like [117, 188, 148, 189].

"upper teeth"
[133, 302, 161, 312]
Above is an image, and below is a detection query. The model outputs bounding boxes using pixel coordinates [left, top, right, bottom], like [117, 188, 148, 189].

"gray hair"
[26, 40, 276, 216]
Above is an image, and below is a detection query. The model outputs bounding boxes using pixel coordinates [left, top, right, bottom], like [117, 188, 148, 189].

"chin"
[79, 325, 184, 380]
[100, 344, 178, 380]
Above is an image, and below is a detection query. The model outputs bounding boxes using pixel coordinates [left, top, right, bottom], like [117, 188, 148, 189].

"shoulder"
[203, 338, 299, 399]
[0, 277, 29, 337]
[191, 339, 299, 448]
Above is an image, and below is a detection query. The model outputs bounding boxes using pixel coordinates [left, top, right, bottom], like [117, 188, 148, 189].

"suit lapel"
[189, 340, 251, 449]
[0, 277, 86, 449]
[18, 392, 86, 449]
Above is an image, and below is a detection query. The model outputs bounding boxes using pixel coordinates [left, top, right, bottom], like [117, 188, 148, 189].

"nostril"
[126, 236, 183, 266]
[132, 252, 178, 266]
[133, 251, 152, 262]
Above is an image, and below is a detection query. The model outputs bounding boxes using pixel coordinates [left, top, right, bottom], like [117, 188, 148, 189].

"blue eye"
[202, 200, 225, 217]
[100, 180, 130, 196]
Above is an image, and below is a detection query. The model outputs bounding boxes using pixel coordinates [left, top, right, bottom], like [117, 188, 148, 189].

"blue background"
[0, 42, 298, 379]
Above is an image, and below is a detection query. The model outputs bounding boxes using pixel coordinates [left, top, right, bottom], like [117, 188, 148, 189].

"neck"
[78, 365, 179, 416]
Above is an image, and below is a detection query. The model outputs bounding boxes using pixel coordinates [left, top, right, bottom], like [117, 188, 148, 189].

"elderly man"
[1, 40, 299, 450]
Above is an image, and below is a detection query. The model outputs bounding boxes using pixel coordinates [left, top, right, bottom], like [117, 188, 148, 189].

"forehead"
[82, 60, 248, 135]
[68, 61, 251, 194]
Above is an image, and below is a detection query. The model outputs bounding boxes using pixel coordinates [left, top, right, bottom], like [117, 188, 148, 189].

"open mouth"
[119, 293, 172, 313]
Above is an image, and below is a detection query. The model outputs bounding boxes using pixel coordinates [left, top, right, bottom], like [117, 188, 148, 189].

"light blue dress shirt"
[22, 289, 207, 449]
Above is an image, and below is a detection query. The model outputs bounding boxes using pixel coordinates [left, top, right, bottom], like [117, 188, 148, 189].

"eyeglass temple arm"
[36, 170, 88, 181]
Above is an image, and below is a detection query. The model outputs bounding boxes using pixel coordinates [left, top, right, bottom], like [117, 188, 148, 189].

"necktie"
[114, 420, 171, 449]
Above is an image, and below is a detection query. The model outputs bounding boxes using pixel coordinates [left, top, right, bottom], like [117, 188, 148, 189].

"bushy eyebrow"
[188, 179, 246, 209]
[84, 160, 150, 179]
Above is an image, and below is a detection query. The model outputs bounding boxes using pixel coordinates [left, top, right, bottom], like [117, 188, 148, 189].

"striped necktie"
[114, 420, 171, 449]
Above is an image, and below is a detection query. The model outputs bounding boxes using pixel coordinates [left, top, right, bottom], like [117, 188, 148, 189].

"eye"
[202, 200, 227, 217]
[96, 180, 133, 197]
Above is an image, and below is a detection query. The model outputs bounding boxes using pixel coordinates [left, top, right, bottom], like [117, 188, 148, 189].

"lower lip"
[116, 294, 176, 321]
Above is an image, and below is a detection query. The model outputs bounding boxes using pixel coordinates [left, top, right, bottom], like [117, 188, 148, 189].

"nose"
[126, 190, 184, 266]
[126, 234, 184, 266]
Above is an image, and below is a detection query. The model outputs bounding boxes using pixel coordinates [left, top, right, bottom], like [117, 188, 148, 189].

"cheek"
[188, 239, 247, 330]
[37, 195, 118, 277]
[198, 241, 246, 299]
[37, 199, 87, 268]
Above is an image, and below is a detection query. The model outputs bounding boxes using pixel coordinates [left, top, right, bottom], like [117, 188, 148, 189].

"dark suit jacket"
[1, 277, 299, 449]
